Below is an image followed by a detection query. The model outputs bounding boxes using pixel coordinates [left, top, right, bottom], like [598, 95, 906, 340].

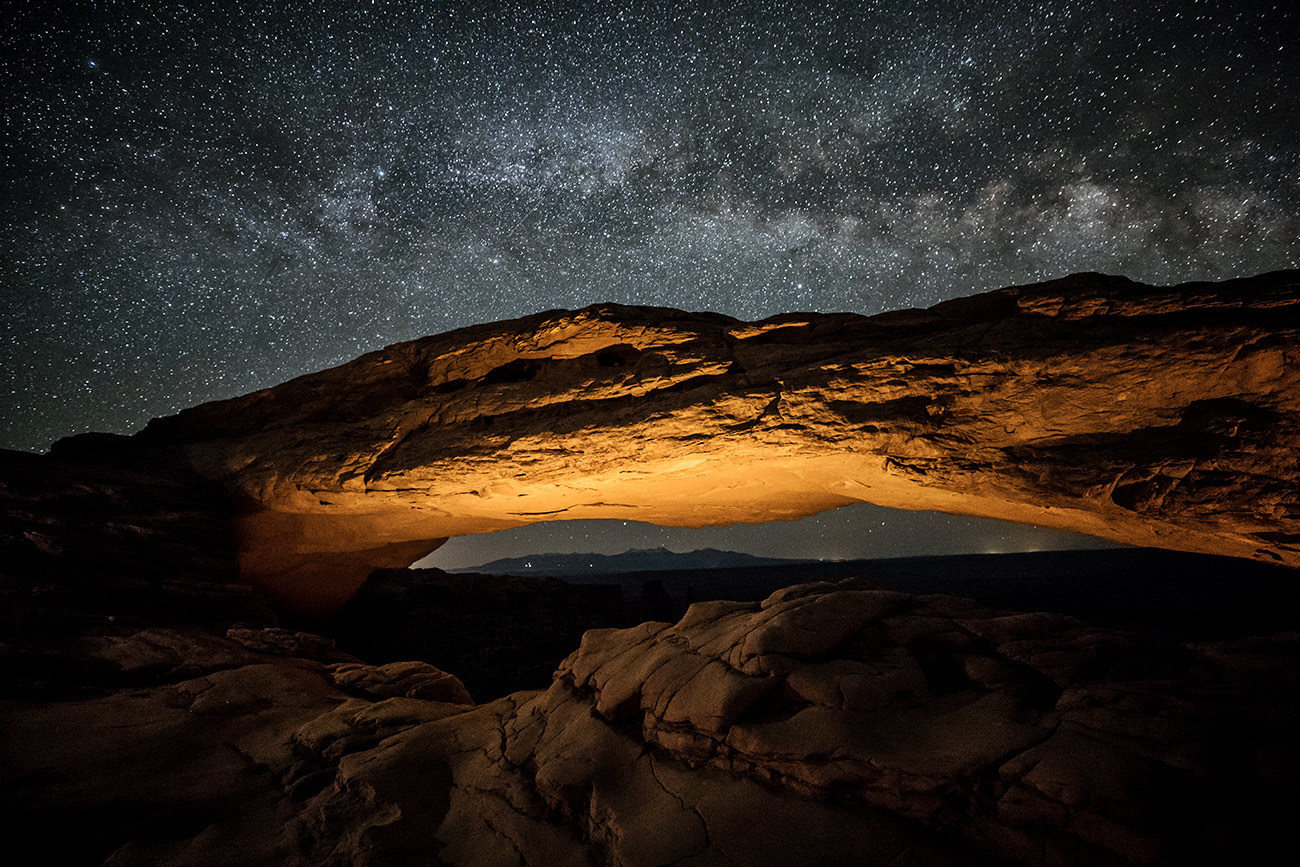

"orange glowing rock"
[109, 271, 1299, 616]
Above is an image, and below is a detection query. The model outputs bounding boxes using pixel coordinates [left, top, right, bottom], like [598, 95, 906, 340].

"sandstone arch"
[88, 271, 1300, 617]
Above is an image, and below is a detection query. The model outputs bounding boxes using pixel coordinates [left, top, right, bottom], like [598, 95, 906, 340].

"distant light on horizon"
[415, 503, 1121, 571]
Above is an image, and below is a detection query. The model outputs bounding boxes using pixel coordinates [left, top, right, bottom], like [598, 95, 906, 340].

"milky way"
[3, 1, 1297, 561]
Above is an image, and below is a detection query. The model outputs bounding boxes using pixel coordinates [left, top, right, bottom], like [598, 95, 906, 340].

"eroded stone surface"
[75, 271, 1300, 615]
[1, 656, 473, 866]
[374, 582, 1296, 867]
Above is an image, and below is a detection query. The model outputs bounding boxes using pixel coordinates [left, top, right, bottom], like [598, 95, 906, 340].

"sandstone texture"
[9, 577, 1298, 867]
[72, 270, 1300, 615]
[322, 581, 1295, 867]
[17, 583, 1278, 867]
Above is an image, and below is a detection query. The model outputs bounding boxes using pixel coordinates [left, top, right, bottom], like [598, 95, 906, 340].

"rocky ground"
[4, 449, 1300, 866]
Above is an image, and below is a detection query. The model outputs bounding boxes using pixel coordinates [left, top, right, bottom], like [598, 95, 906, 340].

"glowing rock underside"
[132, 271, 1300, 615]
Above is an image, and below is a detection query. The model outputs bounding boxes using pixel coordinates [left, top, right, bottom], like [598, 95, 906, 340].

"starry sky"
[4, 1, 1297, 565]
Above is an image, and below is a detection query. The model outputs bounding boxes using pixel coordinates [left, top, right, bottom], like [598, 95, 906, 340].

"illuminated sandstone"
[124, 271, 1300, 615]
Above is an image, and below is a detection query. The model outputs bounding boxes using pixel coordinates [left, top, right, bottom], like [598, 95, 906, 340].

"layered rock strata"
[74, 270, 1299, 615]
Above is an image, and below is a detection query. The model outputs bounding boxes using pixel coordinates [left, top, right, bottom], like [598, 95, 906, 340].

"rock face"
[2, 647, 474, 866]
[310, 582, 1300, 867]
[77, 271, 1300, 616]
[287, 582, 1299, 866]
[0, 448, 271, 694]
[0, 449, 476, 865]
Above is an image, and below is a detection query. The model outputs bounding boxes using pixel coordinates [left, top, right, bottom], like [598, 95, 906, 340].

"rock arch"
[84, 271, 1300, 616]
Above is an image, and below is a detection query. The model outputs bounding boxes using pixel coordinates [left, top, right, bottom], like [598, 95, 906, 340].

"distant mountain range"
[451, 546, 817, 577]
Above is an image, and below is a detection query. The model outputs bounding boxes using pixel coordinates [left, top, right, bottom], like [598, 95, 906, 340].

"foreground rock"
[65, 271, 1300, 615]
[10, 574, 1297, 865]
[300, 582, 1299, 866]
[0, 449, 476, 865]
[3, 449, 1295, 865]
[2, 652, 474, 865]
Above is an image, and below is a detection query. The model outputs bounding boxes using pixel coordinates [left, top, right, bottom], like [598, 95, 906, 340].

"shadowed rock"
[332, 568, 627, 701]
[288, 581, 1299, 866]
[3, 449, 1297, 865]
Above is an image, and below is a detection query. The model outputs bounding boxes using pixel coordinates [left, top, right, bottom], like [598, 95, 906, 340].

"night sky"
[5, 1, 1297, 565]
